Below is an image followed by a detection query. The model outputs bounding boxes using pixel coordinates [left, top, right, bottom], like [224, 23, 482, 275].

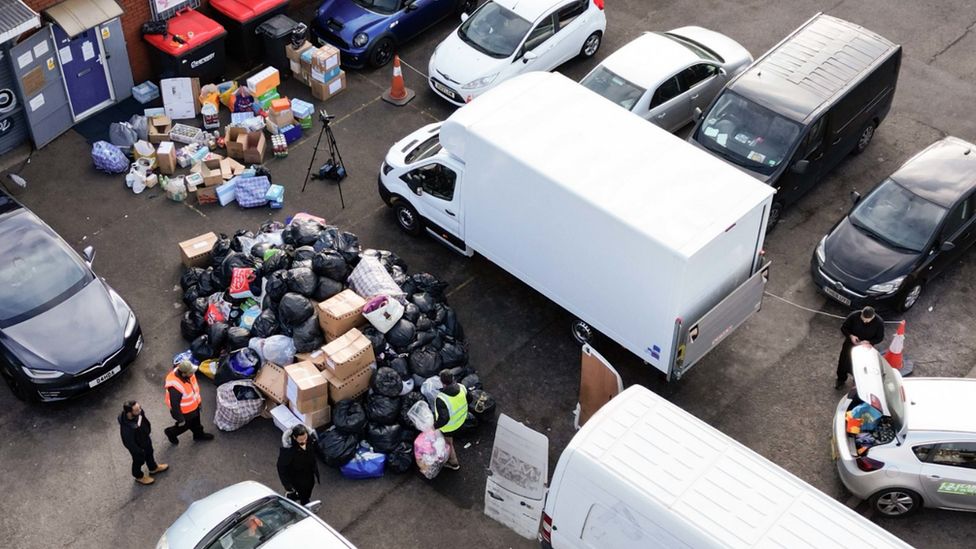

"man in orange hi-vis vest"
[163, 360, 214, 444]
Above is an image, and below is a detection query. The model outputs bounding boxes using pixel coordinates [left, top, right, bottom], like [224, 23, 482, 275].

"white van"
[490, 384, 912, 548]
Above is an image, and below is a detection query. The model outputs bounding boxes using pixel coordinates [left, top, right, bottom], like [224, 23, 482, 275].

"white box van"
[511, 384, 912, 548]
[378, 72, 774, 380]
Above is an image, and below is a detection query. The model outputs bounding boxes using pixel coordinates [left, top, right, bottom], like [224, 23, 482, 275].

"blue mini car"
[312, 0, 477, 68]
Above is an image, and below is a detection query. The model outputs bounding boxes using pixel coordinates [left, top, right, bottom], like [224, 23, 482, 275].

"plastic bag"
[211, 234, 233, 269]
[199, 84, 220, 109]
[333, 400, 367, 434]
[401, 273, 449, 303]
[439, 339, 468, 369]
[407, 330, 436, 352]
[311, 276, 344, 302]
[172, 350, 199, 368]
[401, 302, 420, 324]
[386, 319, 416, 350]
[190, 334, 215, 361]
[461, 373, 482, 390]
[316, 427, 359, 467]
[218, 81, 239, 109]
[277, 293, 314, 326]
[284, 219, 324, 246]
[229, 267, 257, 299]
[128, 114, 148, 141]
[384, 354, 410, 380]
[410, 346, 443, 378]
[226, 326, 251, 350]
[372, 367, 403, 398]
[263, 271, 289, 303]
[366, 423, 403, 454]
[348, 256, 405, 303]
[362, 249, 408, 275]
[385, 441, 414, 474]
[252, 308, 280, 338]
[239, 305, 261, 331]
[250, 334, 296, 365]
[181, 310, 206, 342]
[399, 392, 425, 425]
[219, 252, 256, 287]
[232, 86, 254, 113]
[293, 246, 317, 262]
[437, 306, 465, 341]
[340, 445, 386, 479]
[198, 359, 218, 379]
[291, 315, 324, 353]
[360, 326, 387, 354]
[420, 377, 444, 409]
[180, 267, 204, 291]
[286, 267, 318, 297]
[109, 121, 138, 152]
[207, 322, 229, 353]
[91, 141, 129, 174]
[262, 249, 291, 275]
[414, 429, 449, 479]
[399, 377, 415, 396]
[363, 295, 405, 334]
[407, 400, 435, 431]
[311, 249, 349, 281]
[366, 394, 401, 425]
[467, 389, 496, 419]
[227, 348, 260, 377]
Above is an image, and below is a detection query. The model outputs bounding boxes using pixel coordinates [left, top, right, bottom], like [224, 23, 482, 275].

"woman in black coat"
[277, 424, 319, 504]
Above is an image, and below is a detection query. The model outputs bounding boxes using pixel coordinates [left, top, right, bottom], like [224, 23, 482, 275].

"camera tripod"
[301, 110, 347, 209]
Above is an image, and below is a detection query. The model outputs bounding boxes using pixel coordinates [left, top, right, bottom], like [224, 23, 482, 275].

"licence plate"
[433, 80, 456, 99]
[90, 365, 121, 388]
[824, 286, 852, 306]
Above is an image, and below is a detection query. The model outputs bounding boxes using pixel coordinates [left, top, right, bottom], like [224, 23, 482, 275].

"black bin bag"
[316, 427, 359, 467]
[333, 400, 367, 435]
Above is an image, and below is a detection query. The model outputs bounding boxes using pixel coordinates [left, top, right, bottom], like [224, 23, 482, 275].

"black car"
[0, 190, 142, 401]
[811, 137, 976, 312]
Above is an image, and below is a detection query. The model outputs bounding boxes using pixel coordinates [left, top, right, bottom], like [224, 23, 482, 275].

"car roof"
[904, 378, 976, 433]
[889, 137, 976, 208]
[166, 481, 277, 545]
[493, 0, 565, 22]
[729, 13, 898, 123]
[263, 516, 356, 548]
[598, 32, 700, 90]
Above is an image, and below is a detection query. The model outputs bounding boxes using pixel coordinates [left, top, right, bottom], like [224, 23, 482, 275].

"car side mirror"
[460, 12, 469, 22]
[305, 500, 322, 513]
[718, 67, 727, 76]
[405, 0, 418, 11]
[941, 240, 956, 252]
[693, 106, 703, 120]
[850, 190, 861, 205]
[791, 159, 809, 174]
[83, 246, 95, 265]
[522, 50, 538, 64]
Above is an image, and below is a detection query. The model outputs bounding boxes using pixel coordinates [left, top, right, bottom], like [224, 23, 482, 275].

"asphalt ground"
[1, 1, 975, 547]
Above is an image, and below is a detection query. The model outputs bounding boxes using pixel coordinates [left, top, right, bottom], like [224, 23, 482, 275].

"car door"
[681, 63, 725, 114]
[397, 0, 452, 41]
[646, 75, 688, 132]
[923, 195, 974, 278]
[550, 0, 589, 64]
[518, 12, 559, 71]
[401, 161, 463, 244]
[780, 116, 827, 203]
[917, 442, 976, 511]
[484, 413, 549, 539]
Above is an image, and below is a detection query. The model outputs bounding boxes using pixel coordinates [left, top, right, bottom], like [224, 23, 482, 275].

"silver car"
[579, 28, 752, 132]
[832, 345, 976, 517]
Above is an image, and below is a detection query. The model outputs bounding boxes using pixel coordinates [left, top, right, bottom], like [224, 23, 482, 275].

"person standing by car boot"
[836, 306, 885, 389]
[163, 360, 214, 444]
[277, 425, 319, 505]
[119, 400, 168, 485]
[434, 370, 468, 471]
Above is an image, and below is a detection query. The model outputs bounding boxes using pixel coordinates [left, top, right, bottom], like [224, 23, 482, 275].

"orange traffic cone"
[883, 320, 914, 376]
[382, 55, 415, 106]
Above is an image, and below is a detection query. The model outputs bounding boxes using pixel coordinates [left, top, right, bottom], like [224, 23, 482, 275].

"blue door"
[52, 25, 112, 120]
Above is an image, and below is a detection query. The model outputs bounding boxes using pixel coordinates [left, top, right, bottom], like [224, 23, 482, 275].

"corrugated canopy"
[44, 0, 122, 38]
[0, 0, 40, 44]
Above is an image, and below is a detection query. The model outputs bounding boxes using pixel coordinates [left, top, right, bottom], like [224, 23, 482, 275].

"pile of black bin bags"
[178, 216, 496, 473]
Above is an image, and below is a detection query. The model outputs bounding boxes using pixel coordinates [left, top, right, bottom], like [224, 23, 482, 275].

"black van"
[689, 13, 901, 229]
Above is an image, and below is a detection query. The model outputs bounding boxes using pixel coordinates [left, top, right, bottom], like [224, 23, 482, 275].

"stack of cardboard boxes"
[285, 361, 331, 428]
[296, 43, 347, 102]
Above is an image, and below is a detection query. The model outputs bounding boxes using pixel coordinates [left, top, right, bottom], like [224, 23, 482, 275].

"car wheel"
[766, 201, 783, 232]
[852, 122, 876, 155]
[368, 37, 396, 69]
[580, 32, 602, 58]
[870, 488, 922, 518]
[571, 319, 596, 345]
[898, 282, 923, 312]
[393, 200, 423, 236]
[1, 368, 30, 402]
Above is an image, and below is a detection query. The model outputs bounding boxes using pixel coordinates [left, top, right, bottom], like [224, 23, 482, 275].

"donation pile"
[175, 214, 496, 478]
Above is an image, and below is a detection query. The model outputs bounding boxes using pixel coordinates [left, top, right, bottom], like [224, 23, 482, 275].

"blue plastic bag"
[92, 141, 129, 174]
[340, 446, 386, 480]
[851, 403, 883, 431]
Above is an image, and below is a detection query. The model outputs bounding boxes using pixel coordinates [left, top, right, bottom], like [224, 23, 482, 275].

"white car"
[833, 346, 976, 518]
[428, 0, 606, 105]
[157, 481, 356, 549]
[579, 28, 752, 132]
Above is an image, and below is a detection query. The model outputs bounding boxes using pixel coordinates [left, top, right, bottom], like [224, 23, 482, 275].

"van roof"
[440, 72, 774, 257]
[730, 13, 899, 123]
[566, 386, 911, 548]
[904, 378, 976, 433]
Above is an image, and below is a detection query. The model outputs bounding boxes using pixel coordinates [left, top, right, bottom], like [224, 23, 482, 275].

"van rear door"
[484, 414, 549, 539]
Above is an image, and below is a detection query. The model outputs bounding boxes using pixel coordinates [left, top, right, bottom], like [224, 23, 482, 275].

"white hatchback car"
[428, 0, 606, 105]
[833, 346, 976, 518]
[157, 481, 356, 548]
[579, 28, 752, 132]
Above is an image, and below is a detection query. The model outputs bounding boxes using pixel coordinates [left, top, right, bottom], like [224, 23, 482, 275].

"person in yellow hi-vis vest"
[163, 360, 214, 444]
[433, 370, 467, 471]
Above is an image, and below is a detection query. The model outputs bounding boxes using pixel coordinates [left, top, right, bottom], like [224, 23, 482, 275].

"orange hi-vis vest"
[164, 369, 201, 414]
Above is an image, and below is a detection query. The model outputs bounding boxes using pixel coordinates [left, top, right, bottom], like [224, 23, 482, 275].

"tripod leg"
[301, 124, 328, 193]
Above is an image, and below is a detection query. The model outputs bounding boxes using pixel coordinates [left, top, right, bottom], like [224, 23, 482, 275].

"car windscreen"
[849, 178, 946, 253]
[457, 1, 532, 59]
[0, 213, 91, 325]
[580, 67, 644, 111]
[879, 354, 906, 433]
[204, 497, 307, 549]
[661, 32, 722, 62]
[694, 91, 802, 175]
[405, 134, 443, 164]
[351, 0, 399, 15]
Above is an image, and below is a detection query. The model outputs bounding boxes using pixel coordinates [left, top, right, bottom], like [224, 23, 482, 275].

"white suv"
[833, 346, 976, 517]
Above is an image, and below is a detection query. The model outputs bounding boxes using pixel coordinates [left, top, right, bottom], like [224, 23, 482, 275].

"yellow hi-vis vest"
[436, 385, 468, 433]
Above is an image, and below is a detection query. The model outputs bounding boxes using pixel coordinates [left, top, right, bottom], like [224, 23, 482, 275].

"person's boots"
[193, 432, 215, 441]
[135, 475, 155, 485]
[164, 427, 179, 445]
[149, 464, 169, 474]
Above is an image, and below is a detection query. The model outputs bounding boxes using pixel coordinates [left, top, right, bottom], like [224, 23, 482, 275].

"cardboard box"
[254, 363, 287, 404]
[270, 404, 305, 433]
[285, 361, 329, 406]
[246, 67, 281, 98]
[224, 126, 250, 160]
[216, 180, 237, 206]
[289, 392, 329, 414]
[240, 131, 266, 164]
[179, 232, 218, 268]
[294, 346, 327, 368]
[196, 185, 218, 205]
[322, 328, 375, 380]
[286, 41, 314, 75]
[291, 403, 331, 429]
[322, 363, 372, 403]
[193, 157, 224, 186]
[317, 290, 367, 341]
[157, 141, 177, 175]
[311, 71, 346, 101]
[312, 44, 340, 74]
[148, 115, 173, 144]
[270, 98, 291, 112]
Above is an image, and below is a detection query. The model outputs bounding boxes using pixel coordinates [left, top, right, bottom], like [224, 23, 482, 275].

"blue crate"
[132, 81, 160, 104]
